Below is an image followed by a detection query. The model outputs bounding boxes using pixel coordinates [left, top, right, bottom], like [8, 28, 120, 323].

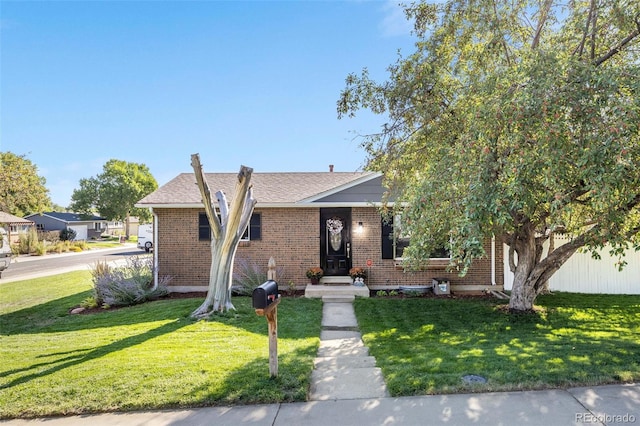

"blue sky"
[1, 0, 416, 207]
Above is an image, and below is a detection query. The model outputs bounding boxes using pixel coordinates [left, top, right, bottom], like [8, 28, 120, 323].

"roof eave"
[135, 201, 390, 209]
[299, 172, 383, 203]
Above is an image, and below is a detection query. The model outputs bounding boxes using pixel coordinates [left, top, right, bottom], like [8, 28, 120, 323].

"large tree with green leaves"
[339, 0, 640, 312]
[70, 159, 158, 237]
[0, 152, 51, 216]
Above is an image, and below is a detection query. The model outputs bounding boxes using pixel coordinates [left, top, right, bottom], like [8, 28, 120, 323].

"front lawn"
[0, 271, 322, 419]
[355, 293, 640, 396]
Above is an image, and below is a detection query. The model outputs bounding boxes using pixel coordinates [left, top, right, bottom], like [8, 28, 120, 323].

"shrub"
[80, 296, 98, 309]
[33, 241, 46, 256]
[73, 240, 89, 251]
[40, 231, 60, 244]
[91, 256, 170, 307]
[59, 228, 77, 242]
[17, 228, 40, 254]
[232, 258, 287, 296]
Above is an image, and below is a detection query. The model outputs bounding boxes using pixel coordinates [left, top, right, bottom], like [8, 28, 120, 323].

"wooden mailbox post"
[253, 257, 279, 377]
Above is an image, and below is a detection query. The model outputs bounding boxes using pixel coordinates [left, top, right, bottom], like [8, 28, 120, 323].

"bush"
[232, 259, 287, 296]
[40, 231, 60, 244]
[59, 228, 77, 242]
[91, 256, 170, 307]
[72, 240, 89, 251]
[16, 228, 40, 254]
[33, 241, 46, 256]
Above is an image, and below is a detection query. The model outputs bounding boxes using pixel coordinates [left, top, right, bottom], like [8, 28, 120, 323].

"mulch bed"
[370, 290, 497, 299]
[70, 290, 307, 315]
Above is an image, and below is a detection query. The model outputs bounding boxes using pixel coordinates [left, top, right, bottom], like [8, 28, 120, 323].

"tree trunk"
[507, 226, 583, 313]
[125, 213, 131, 240]
[189, 154, 256, 318]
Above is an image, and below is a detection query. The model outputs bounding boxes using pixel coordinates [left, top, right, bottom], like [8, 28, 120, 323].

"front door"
[320, 208, 352, 276]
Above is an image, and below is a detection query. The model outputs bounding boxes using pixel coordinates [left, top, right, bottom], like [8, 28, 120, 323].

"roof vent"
[329, 164, 334, 172]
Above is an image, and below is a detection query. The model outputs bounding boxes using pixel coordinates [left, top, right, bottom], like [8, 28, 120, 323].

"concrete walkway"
[309, 295, 389, 400]
[2, 295, 639, 425]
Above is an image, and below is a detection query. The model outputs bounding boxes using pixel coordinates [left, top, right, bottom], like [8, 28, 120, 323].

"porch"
[304, 276, 370, 298]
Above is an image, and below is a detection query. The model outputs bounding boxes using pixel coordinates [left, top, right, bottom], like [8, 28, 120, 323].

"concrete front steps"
[304, 278, 370, 298]
[308, 297, 389, 401]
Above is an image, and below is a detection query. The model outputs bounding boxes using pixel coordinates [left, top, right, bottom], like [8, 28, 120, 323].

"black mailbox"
[252, 280, 279, 309]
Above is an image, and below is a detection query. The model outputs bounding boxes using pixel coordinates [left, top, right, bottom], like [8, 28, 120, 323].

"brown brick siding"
[156, 207, 503, 290]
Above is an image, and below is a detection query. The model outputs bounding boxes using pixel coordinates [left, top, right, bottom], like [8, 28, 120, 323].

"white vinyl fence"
[504, 235, 640, 294]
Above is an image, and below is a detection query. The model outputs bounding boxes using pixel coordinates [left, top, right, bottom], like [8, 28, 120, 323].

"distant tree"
[70, 159, 158, 237]
[0, 152, 51, 216]
[338, 0, 640, 312]
[51, 203, 69, 212]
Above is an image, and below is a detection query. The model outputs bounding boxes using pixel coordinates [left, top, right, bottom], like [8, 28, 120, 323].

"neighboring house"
[136, 171, 504, 294]
[504, 235, 640, 294]
[24, 212, 107, 240]
[0, 212, 35, 244]
[106, 216, 141, 237]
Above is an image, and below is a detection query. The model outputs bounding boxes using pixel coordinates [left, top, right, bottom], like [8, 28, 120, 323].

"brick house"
[136, 171, 504, 294]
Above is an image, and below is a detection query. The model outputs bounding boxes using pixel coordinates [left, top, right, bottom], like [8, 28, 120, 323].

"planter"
[310, 278, 320, 285]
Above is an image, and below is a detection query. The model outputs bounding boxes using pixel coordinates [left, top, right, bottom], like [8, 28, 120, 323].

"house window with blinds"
[198, 213, 261, 242]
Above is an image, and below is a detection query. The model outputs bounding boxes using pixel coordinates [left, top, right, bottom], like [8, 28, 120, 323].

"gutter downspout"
[151, 207, 159, 291]
[491, 235, 496, 286]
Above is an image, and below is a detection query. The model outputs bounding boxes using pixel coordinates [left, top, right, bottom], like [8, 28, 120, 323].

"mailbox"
[252, 280, 279, 309]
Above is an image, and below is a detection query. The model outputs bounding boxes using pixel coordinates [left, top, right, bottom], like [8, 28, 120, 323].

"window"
[198, 213, 261, 242]
[36, 224, 44, 231]
[199, 213, 211, 240]
[94, 222, 103, 231]
[381, 214, 450, 260]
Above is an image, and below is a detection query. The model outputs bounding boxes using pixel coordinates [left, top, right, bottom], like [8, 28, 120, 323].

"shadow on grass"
[354, 295, 640, 395]
[0, 291, 202, 335]
[183, 345, 318, 407]
[1, 291, 322, 337]
[0, 319, 190, 390]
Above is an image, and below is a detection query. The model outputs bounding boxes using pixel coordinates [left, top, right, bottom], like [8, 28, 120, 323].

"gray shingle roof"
[137, 172, 377, 206]
[24, 212, 106, 222]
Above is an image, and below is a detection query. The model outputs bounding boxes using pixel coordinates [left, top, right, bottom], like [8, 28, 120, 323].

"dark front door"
[320, 208, 352, 276]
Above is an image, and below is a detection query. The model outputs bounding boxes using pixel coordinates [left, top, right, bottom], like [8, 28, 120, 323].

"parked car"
[0, 228, 12, 278]
[137, 224, 153, 252]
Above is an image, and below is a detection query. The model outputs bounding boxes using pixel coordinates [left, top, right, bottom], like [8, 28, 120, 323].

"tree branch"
[491, 0, 511, 66]
[590, 4, 598, 60]
[191, 153, 222, 240]
[573, 0, 596, 57]
[531, 0, 553, 49]
[594, 14, 640, 66]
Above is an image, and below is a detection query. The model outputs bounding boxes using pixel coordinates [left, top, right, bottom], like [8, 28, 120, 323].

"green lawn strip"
[0, 274, 321, 419]
[354, 293, 640, 396]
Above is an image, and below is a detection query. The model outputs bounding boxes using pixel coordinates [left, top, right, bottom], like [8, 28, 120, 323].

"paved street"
[0, 244, 148, 283]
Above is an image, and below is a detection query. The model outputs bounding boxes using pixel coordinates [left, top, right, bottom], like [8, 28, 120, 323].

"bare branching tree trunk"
[190, 154, 256, 318]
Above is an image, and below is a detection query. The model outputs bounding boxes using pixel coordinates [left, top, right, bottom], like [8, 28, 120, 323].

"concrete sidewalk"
[2, 295, 638, 425]
[3, 383, 638, 425]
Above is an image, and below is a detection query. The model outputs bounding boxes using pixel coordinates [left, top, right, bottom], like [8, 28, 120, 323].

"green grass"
[0, 271, 322, 419]
[355, 294, 640, 396]
[87, 238, 127, 249]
